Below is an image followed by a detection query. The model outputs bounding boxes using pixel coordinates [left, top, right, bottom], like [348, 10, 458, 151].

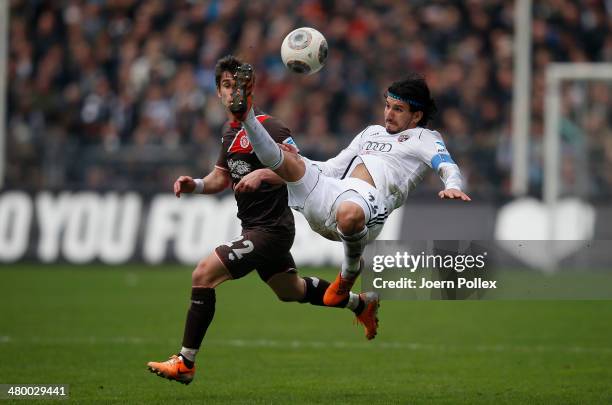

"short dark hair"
[386, 73, 437, 126]
[215, 55, 243, 89]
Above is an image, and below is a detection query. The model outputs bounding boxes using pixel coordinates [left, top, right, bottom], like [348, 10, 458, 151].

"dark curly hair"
[214, 55, 243, 89]
[386, 73, 437, 127]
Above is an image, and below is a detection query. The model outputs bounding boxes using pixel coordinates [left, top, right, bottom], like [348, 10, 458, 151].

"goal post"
[510, 0, 532, 197]
[544, 63, 612, 240]
[0, 2, 8, 189]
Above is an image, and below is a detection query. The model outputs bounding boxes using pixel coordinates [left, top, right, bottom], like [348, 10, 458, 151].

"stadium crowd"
[6, 0, 612, 199]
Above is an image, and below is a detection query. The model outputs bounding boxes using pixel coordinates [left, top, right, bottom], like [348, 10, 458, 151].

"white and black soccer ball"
[281, 27, 328, 75]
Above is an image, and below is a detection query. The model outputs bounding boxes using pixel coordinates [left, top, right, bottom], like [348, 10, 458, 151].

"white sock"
[346, 292, 360, 311]
[339, 226, 369, 278]
[242, 108, 284, 169]
[179, 347, 198, 363]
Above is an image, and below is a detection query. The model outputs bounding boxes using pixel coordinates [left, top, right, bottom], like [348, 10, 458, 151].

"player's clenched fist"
[174, 176, 196, 198]
[234, 171, 262, 194]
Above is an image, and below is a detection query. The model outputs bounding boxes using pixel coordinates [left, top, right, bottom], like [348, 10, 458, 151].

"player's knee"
[336, 203, 366, 235]
[192, 259, 220, 288]
[191, 262, 210, 287]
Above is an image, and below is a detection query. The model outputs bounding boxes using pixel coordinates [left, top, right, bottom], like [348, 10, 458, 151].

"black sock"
[299, 277, 349, 307]
[181, 287, 216, 353]
[178, 353, 195, 369]
[352, 297, 365, 315]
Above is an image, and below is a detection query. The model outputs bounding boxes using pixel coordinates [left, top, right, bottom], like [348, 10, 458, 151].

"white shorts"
[287, 160, 389, 241]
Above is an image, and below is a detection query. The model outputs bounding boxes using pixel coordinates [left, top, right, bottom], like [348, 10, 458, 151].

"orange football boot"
[323, 273, 356, 306]
[323, 259, 364, 306]
[229, 63, 254, 121]
[147, 355, 195, 385]
[355, 292, 380, 340]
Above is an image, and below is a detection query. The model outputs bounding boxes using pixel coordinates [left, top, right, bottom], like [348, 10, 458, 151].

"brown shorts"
[215, 229, 296, 282]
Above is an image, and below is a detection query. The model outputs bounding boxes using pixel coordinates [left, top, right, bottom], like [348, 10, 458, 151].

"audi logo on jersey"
[364, 141, 392, 152]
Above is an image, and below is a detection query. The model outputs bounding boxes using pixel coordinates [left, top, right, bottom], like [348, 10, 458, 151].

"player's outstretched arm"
[435, 163, 471, 201]
[416, 130, 471, 201]
[173, 167, 231, 198]
[437, 164, 471, 201]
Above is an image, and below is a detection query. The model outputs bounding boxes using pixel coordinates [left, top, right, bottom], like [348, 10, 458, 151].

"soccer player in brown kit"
[146, 55, 380, 385]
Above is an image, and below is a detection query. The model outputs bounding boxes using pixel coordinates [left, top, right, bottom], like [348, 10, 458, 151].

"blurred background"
[4, 0, 611, 197]
[1, 0, 611, 265]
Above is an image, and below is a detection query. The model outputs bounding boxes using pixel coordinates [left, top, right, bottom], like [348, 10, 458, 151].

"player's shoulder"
[221, 120, 240, 141]
[259, 113, 283, 128]
[414, 127, 444, 142]
[253, 109, 280, 126]
[258, 113, 291, 137]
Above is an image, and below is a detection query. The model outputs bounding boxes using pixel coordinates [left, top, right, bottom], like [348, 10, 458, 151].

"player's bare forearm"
[436, 164, 469, 200]
[202, 167, 232, 194]
[174, 168, 231, 198]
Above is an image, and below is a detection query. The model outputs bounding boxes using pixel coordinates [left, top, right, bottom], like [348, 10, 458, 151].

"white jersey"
[310, 125, 463, 211]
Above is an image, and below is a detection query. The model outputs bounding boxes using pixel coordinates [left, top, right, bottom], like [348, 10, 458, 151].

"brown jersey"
[216, 112, 295, 234]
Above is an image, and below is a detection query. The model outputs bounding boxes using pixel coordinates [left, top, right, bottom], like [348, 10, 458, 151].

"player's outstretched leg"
[267, 272, 380, 340]
[147, 253, 230, 384]
[230, 63, 309, 184]
[324, 201, 369, 306]
[268, 272, 361, 309]
[229, 63, 284, 170]
[301, 277, 380, 340]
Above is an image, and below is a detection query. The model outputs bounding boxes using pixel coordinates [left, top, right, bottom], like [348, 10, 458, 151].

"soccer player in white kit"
[229, 65, 471, 310]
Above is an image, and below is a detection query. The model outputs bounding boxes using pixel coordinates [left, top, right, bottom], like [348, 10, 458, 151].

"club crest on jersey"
[227, 115, 270, 154]
[398, 134, 410, 142]
[228, 130, 253, 153]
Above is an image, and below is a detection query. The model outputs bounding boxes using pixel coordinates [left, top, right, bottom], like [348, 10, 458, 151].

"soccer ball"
[281, 27, 328, 75]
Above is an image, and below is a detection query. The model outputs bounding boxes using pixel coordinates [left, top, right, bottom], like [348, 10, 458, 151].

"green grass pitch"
[1, 264, 612, 404]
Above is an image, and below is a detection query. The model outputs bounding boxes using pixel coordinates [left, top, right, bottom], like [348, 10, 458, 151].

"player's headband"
[387, 91, 424, 108]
